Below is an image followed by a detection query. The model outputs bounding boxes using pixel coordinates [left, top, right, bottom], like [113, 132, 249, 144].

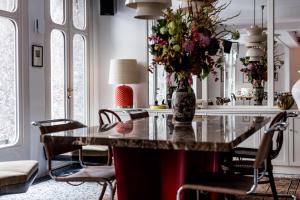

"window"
[72, 34, 86, 123]
[0, 0, 17, 12]
[73, 0, 86, 30]
[50, 0, 65, 25]
[0, 0, 20, 147]
[50, 29, 66, 119]
[47, 0, 88, 123]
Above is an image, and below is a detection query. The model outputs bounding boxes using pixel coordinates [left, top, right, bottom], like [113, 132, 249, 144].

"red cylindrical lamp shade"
[115, 85, 133, 108]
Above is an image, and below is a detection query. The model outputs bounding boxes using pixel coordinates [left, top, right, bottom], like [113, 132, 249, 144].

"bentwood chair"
[32, 119, 116, 200]
[177, 122, 292, 200]
[99, 109, 122, 126]
[222, 111, 298, 199]
[229, 112, 297, 173]
[98, 109, 122, 166]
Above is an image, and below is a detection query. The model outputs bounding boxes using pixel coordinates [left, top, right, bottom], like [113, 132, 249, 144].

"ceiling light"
[125, 0, 172, 19]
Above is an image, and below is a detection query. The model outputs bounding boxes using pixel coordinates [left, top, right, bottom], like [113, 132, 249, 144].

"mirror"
[149, 0, 299, 108]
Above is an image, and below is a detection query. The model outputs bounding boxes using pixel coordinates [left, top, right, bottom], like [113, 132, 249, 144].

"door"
[46, 0, 89, 124]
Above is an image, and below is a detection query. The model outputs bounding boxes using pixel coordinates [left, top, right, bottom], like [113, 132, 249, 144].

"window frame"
[0, 0, 25, 149]
[45, 0, 90, 124]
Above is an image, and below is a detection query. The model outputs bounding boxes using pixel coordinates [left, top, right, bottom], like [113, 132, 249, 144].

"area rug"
[0, 177, 299, 200]
[236, 177, 300, 200]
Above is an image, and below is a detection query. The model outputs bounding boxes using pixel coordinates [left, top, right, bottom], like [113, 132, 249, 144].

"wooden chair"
[99, 109, 122, 126]
[32, 119, 116, 200]
[229, 112, 297, 175]
[176, 122, 294, 200]
[127, 110, 149, 120]
[98, 109, 122, 166]
[0, 160, 38, 195]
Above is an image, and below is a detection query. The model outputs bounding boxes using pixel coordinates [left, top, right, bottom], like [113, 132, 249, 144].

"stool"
[0, 160, 38, 195]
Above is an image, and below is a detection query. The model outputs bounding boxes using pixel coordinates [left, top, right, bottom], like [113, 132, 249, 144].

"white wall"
[91, 0, 148, 125]
[28, 0, 47, 176]
[0, 0, 48, 176]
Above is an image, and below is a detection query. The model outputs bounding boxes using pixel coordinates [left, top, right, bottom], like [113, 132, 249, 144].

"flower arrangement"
[240, 57, 267, 87]
[148, 0, 240, 85]
[240, 44, 284, 87]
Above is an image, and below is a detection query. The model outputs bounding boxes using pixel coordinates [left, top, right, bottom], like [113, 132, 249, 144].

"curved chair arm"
[32, 119, 78, 127]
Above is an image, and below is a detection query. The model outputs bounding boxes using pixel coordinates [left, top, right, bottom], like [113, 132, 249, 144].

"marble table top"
[41, 114, 271, 152]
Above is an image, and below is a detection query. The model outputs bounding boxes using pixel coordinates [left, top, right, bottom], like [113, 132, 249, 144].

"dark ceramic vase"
[171, 80, 196, 123]
[253, 86, 264, 105]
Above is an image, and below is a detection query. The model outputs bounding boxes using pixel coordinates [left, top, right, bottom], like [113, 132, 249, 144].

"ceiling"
[171, 0, 300, 47]
[217, 0, 300, 26]
[216, 0, 300, 48]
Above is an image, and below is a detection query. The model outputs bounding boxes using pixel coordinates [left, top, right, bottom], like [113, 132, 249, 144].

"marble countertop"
[41, 114, 271, 152]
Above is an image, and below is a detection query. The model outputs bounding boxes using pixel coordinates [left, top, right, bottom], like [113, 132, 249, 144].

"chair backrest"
[254, 122, 288, 169]
[98, 109, 122, 165]
[128, 111, 149, 120]
[98, 109, 122, 126]
[32, 119, 87, 160]
[268, 111, 287, 159]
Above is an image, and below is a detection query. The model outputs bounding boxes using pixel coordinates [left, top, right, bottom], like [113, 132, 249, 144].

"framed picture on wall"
[32, 45, 43, 67]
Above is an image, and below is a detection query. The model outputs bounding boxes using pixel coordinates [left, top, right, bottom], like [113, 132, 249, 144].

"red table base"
[113, 147, 223, 200]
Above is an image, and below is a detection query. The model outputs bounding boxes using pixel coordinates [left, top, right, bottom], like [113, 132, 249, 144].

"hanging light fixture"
[125, 0, 172, 19]
[245, 0, 266, 62]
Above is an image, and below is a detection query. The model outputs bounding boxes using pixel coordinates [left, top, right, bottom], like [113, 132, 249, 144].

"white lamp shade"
[125, 0, 171, 8]
[125, 0, 171, 19]
[109, 59, 139, 84]
[246, 48, 264, 57]
[172, 0, 205, 11]
[246, 25, 263, 36]
[135, 2, 165, 19]
[245, 42, 265, 49]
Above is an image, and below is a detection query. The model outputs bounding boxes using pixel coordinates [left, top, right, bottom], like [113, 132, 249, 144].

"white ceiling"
[171, 0, 300, 47]
[217, 0, 300, 48]
[217, 0, 300, 26]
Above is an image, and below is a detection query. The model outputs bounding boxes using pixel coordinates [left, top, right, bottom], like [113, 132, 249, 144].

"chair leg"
[98, 182, 107, 200]
[107, 181, 114, 200]
[267, 166, 279, 200]
[112, 181, 117, 199]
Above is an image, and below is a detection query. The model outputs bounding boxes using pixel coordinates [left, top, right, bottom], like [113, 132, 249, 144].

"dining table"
[41, 114, 271, 200]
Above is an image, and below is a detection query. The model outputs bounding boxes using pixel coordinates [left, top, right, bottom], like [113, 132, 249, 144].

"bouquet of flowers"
[240, 57, 267, 87]
[240, 44, 284, 87]
[148, 0, 239, 85]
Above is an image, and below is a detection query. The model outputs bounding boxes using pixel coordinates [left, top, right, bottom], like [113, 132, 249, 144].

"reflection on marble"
[42, 114, 271, 152]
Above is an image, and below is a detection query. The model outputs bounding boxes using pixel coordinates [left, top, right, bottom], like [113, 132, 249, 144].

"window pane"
[73, 34, 86, 123]
[51, 30, 66, 119]
[0, 0, 17, 12]
[0, 17, 17, 146]
[50, 0, 64, 25]
[73, 0, 86, 30]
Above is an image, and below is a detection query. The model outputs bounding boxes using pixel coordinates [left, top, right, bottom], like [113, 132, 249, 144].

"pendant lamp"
[245, 0, 266, 62]
[125, 0, 172, 19]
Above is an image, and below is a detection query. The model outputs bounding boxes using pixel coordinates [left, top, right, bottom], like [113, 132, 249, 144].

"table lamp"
[109, 59, 139, 108]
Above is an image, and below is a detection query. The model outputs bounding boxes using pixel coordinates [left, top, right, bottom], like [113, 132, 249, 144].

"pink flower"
[199, 33, 210, 47]
[247, 64, 254, 70]
[183, 41, 194, 52]
[166, 73, 172, 86]
[188, 75, 193, 86]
